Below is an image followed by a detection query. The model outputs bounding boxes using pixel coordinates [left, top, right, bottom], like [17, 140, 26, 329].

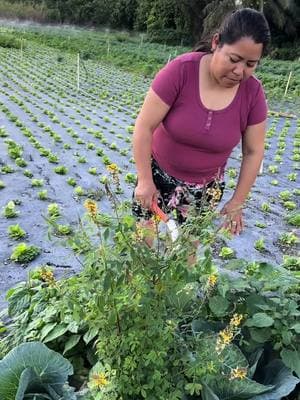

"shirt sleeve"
[247, 82, 268, 126]
[151, 57, 182, 107]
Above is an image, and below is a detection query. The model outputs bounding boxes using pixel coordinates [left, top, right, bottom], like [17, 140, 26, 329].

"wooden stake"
[77, 53, 80, 91]
[284, 71, 292, 97]
[20, 38, 23, 60]
[258, 159, 264, 175]
[107, 38, 110, 55]
[167, 54, 171, 63]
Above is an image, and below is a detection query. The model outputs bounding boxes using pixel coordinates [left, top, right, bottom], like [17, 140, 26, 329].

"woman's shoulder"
[243, 75, 264, 93]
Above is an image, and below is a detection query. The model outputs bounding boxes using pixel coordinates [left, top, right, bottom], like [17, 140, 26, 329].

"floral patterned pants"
[132, 158, 225, 224]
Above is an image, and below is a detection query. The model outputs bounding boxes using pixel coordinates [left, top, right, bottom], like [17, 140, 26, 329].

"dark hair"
[194, 8, 271, 56]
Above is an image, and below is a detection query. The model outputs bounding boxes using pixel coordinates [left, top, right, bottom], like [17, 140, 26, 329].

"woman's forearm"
[132, 126, 154, 183]
[231, 151, 264, 204]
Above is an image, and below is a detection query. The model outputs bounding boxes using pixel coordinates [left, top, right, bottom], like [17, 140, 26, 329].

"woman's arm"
[221, 119, 266, 234]
[133, 88, 170, 209]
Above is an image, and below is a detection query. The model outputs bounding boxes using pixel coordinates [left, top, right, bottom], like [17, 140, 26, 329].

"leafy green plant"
[219, 246, 235, 259]
[279, 231, 299, 246]
[47, 203, 60, 218]
[54, 165, 68, 175]
[67, 177, 77, 186]
[283, 201, 297, 211]
[38, 190, 48, 200]
[74, 186, 85, 196]
[254, 221, 267, 229]
[31, 178, 44, 187]
[279, 190, 292, 201]
[268, 165, 278, 174]
[254, 237, 266, 252]
[10, 243, 40, 263]
[261, 202, 271, 213]
[124, 172, 136, 184]
[2, 201, 19, 218]
[0, 342, 76, 400]
[7, 224, 26, 240]
[23, 169, 33, 178]
[0, 180, 6, 189]
[286, 212, 300, 227]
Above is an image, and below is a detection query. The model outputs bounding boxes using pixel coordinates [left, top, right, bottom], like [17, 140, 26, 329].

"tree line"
[6, 0, 300, 58]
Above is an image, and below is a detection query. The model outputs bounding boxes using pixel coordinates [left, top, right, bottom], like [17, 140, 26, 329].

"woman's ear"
[211, 33, 220, 51]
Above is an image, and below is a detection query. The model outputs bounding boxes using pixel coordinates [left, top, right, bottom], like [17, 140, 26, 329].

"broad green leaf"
[209, 296, 229, 317]
[280, 349, 300, 377]
[245, 313, 274, 328]
[251, 359, 300, 400]
[249, 328, 272, 343]
[63, 334, 81, 354]
[291, 323, 300, 333]
[208, 375, 273, 399]
[15, 368, 35, 400]
[83, 326, 99, 344]
[39, 322, 57, 341]
[201, 383, 220, 400]
[0, 342, 73, 400]
[43, 324, 68, 343]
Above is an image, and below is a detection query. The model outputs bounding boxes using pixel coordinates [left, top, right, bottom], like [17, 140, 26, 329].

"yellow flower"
[207, 274, 218, 287]
[230, 367, 247, 380]
[152, 214, 161, 223]
[106, 163, 119, 174]
[219, 328, 234, 345]
[84, 199, 98, 216]
[230, 313, 243, 327]
[90, 372, 109, 388]
[39, 268, 55, 284]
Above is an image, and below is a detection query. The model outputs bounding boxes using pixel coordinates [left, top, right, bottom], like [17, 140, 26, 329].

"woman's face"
[210, 36, 263, 88]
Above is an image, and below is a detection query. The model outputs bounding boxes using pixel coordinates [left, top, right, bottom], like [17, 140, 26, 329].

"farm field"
[0, 36, 299, 310]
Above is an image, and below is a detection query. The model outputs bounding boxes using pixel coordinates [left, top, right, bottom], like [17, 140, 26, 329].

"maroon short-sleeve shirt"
[151, 52, 267, 183]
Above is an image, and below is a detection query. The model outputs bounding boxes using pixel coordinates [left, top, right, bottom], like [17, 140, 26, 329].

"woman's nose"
[233, 62, 244, 76]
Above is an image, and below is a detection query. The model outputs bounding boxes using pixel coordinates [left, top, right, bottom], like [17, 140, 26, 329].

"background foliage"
[1, 0, 299, 59]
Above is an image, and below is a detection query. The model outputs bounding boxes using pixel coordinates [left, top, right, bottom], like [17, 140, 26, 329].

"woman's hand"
[220, 199, 244, 235]
[134, 179, 158, 210]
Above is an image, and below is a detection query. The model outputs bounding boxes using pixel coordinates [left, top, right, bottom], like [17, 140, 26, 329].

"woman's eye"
[247, 63, 256, 68]
[230, 57, 239, 63]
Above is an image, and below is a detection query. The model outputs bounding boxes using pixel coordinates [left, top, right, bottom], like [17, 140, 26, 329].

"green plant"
[286, 212, 300, 227]
[219, 246, 235, 259]
[270, 179, 279, 186]
[2, 201, 19, 218]
[47, 203, 60, 218]
[254, 221, 267, 228]
[15, 157, 27, 167]
[54, 165, 68, 175]
[254, 237, 266, 252]
[261, 202, 271, 213]
[282, 255, 300, 270]
[283, 201, 297, 211]
[31, 178, 44, 187]
[88, 167, 97, 175]
[279, 190, 292, 201]
[74, 186, 85, 196]
[67, 177, 77, 186]
[38, 190, 48, 200]
[0, 180, 5, 189]
[124, 172, 137, 184]
[268, 165, 278, 174]
[7, 224, 26, 240]
[23, 169, 33, 178]
[287, 172, 297, 181]
[10, 242, 40, 263]
[279, 232, 299, 246]
[0, 342, 76, 399]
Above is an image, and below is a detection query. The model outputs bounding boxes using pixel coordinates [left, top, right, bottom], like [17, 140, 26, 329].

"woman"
[132, 8, 271, 236]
